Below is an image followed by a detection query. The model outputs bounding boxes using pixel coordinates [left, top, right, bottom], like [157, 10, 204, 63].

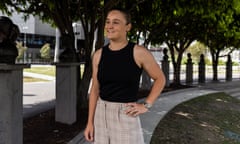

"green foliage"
[218, 59, 226, 65]
[233, 0, 240, 14]
[204, 58, 212, 65]
[126, 0, 163, 45]
[232, 61, 239, 66]
[181, 56, 188, 65]
[186, 41, 208, 64]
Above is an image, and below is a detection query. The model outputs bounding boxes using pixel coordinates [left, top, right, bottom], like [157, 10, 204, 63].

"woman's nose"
[107, 23, 113, 28]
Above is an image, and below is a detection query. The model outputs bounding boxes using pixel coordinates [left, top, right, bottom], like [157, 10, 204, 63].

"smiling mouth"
[107, 30, 115, 33]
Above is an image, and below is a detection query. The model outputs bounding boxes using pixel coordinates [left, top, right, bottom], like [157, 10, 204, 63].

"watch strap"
[143, 102, 152, 109]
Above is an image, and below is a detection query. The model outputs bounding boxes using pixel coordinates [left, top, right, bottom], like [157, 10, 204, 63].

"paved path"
[23, 72, 240, 144]
[68, 80, 240, 144]
[23, 81, 55, 119]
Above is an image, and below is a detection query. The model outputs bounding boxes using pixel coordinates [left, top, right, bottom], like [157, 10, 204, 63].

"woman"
[84, 8, 166, 144]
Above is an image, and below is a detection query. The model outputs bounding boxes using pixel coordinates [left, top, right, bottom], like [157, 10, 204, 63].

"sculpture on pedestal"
[59, 34, 79, 63]
[0, 16, 19, 64]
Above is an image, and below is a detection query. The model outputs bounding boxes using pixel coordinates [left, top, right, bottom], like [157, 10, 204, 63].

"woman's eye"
[113, 21, 119, 25]
[105, 20, 120, 25]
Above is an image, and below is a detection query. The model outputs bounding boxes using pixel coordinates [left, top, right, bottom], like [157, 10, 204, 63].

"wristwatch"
[143, 102, 152, 109]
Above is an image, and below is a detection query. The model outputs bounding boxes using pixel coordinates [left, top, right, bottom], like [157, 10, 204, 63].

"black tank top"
[97, 42, 143, 102]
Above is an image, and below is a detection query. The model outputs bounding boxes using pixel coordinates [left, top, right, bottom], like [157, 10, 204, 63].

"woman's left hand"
[124, 103, 148, 117]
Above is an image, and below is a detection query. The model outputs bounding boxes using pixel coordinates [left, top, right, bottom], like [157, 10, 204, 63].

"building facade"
[1, 11, 56, 60]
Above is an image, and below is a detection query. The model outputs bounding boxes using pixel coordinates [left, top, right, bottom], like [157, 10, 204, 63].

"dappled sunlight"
[199, 121, 220, 132]
[215, 98, 228, 103]
[199, 121, 211, 127]
[175, 111, 193, 119]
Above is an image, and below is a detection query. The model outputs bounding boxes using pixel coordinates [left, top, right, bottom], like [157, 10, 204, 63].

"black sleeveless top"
[97, 42, 143, 102]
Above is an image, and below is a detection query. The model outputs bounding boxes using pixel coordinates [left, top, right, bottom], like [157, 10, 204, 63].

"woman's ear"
[126, 23, 132, 32]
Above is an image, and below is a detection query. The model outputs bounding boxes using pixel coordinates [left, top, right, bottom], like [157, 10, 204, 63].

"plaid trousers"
[93, 98, 144, 144]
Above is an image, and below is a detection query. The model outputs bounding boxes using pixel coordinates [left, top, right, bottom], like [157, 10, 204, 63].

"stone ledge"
[52, 62, 84, 66]
[0, 64, 30, 70]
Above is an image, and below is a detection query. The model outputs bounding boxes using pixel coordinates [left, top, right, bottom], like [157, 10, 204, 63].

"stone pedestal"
[161, 48, 170, 87]
[186, 53, 193, 84]
[0, 64, 30, 144]
[186, 62, 193, 83]
[226, 55, 232, 81]
[162, 60, 170, 87]
[55, 63, 80, 125]
[198, 54, 206, 83]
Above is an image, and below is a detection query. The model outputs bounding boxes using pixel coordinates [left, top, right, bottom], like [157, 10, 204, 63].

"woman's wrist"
[142, 101, 153, 109]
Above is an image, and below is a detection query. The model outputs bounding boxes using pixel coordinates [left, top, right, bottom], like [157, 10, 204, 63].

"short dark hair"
[107, 8, 131, 24]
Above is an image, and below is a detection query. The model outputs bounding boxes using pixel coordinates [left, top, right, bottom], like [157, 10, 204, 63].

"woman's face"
[105, 10, 131, 41]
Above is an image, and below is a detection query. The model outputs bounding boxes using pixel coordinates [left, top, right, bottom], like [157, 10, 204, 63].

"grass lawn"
[24, 76, 49, 82]
[23, 66, 55, 82]
[23, 65, 85, 82]
[24, 66, 56, 76]
[151, 92, 240, 144]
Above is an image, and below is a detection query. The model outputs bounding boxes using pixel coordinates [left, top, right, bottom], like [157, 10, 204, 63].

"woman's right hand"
[84, 123, 94, 142]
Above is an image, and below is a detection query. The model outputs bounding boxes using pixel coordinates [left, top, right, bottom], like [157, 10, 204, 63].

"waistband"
[97, 98, 132, 111]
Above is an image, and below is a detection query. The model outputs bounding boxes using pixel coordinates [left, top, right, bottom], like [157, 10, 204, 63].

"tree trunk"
[77, 63, 92, 110]
[172, 60, 181, 86]
[77, 37, 93, 109]
[212, 58, 218, 81]
[76, 16, 105, 110]
[171, 51, 183, 86]
[95, 12, 105, 50]
[210, 50, 219, 81]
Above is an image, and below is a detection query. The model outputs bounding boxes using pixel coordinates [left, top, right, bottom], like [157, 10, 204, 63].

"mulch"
[23, 107, 88, 144]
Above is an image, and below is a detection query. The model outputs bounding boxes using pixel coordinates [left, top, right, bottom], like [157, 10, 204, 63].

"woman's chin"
[106, 37, 117, 41]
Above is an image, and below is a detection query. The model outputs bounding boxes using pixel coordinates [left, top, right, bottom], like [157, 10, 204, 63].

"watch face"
[144, 102, 152, 109]
[146, 104, 151, 108]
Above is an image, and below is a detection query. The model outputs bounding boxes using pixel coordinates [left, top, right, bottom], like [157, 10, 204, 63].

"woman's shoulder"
[133, 44, 150, 55]
[92, 48, 103, 65]
[133, 44, 155, 64]
[93, 48, 102, 59]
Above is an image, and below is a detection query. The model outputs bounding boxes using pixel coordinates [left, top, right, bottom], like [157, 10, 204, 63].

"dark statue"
[59, 34, 79, 63]
[0, 16, 19, 64]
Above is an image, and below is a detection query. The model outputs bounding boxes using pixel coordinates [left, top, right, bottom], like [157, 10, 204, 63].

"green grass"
[23, 65, 85, 82]
[151, 92, 240, 144]
[24, 76, 49, 82]
[23, 66, 55, 82]
[24, 66, 56, 76]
